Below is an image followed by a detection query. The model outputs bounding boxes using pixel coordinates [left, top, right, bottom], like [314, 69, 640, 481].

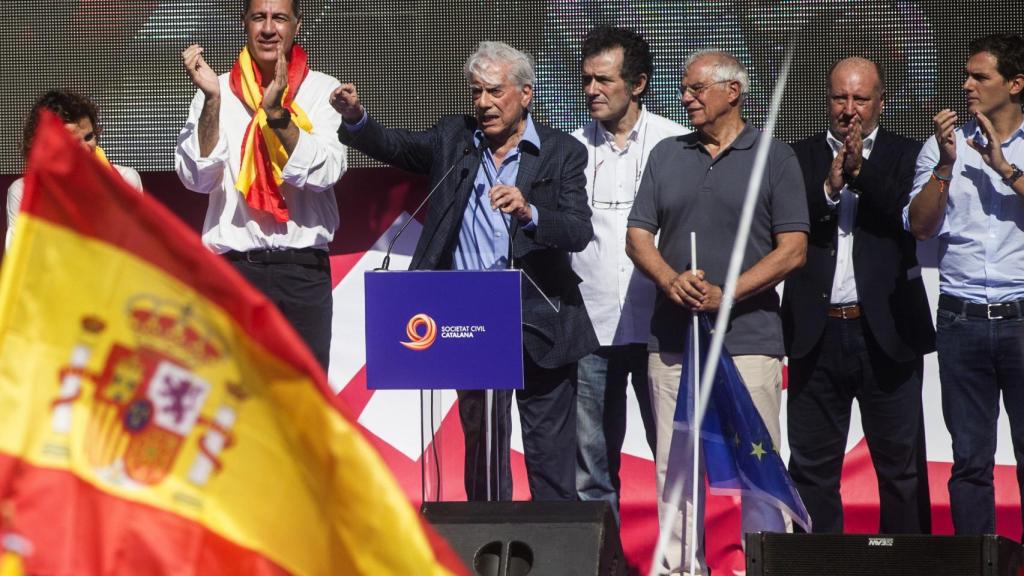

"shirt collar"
[595, 107, 647, 148]
[965, 116, 1024, 147]
[731, 123, 759, 149]
[825, 125, 879, 154]
[474, 112, 541, 153]
[684, 121, 757, 150]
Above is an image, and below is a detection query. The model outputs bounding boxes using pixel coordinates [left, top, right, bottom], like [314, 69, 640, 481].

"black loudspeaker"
[746, 532, 1024, 576]
[422, 501, 626, 576]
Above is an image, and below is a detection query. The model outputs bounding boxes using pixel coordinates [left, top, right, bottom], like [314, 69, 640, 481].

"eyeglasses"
[676, 80, 731, 100]
[590, 160, 641, 211]
[592, 198, 635, 210]
[589, 122, 648, 210]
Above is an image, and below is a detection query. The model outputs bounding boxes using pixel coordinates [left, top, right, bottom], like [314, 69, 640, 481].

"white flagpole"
[688, 232, 701, 576]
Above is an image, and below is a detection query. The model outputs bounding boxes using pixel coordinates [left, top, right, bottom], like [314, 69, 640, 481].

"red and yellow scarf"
[229, 44, 313, 223]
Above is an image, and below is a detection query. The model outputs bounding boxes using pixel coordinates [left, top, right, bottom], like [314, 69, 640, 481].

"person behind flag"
[781, 57, 935, 534]
[7, 90, 142, 249]
[571, 26, 688, 523]
[626, 50, 808, 575]
[905, 33, 1024, 537]
[174, 0, 347, 371]
[333, 41, 598, 502]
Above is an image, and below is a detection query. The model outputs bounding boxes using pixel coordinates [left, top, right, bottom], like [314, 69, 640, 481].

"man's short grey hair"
[683, 49, 750, 101]
[464, 41, 537, 89]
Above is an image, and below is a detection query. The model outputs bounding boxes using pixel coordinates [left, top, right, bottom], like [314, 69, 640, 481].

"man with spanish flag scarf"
[175, 0, 347, 371]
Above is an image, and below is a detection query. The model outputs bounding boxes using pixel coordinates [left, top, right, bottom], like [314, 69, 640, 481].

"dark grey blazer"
[339, 114, 599, 369]
[782, 128, 935, 362]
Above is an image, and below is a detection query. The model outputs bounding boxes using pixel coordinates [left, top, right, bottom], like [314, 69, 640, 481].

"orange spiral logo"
[401, 313, 437, 351]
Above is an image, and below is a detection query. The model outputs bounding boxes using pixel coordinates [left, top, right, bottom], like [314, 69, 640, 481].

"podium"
[365, 269, 525, 502]
[365, 269, 524, 390]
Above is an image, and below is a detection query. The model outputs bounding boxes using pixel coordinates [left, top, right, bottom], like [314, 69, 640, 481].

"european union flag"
[672, 313, 811, 531]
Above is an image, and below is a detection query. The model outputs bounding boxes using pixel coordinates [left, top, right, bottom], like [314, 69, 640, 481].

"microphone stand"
[378, 145, 473, 271]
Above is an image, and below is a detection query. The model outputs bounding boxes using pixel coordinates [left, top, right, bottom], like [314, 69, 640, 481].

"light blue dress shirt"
[905, 118, 1024, 302]
[453, 117, 540, 271]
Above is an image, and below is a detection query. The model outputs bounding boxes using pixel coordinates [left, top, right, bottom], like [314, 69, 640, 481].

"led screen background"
[3, 0, 1021, 174]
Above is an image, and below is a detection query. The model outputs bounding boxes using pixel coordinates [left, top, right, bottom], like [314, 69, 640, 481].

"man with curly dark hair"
[571, 26, 688, 523]
[7, 90, 141, 248]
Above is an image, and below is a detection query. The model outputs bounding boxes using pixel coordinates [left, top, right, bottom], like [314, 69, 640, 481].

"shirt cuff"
[824, 182, 841, 207]
[343, 111, 368, 132]
[523, 204, 539, 230]
[184, 129, 229, 165]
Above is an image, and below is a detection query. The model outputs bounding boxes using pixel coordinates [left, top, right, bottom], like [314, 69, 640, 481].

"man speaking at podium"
[333, 41, 598, 501]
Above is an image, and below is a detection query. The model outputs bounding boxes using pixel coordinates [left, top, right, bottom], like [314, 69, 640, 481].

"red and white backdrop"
[2, 169, 1018, 575]
[319, 169, 1022, 575]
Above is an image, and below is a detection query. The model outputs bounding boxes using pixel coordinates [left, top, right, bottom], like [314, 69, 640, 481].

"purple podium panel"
[364, 270, 524, 390]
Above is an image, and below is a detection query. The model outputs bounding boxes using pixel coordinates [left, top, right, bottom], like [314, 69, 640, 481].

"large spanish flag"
[0, 112, 466, 576]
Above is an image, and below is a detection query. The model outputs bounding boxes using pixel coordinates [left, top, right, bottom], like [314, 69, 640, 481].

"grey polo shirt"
[627, 123, 808, 356]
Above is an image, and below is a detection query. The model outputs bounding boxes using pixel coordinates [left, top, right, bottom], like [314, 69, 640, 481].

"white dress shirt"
[6, 164, 142, 249]
[175, 71, 347, 253]
[825, 127, 877, 305]
[572, 109, 690, 346]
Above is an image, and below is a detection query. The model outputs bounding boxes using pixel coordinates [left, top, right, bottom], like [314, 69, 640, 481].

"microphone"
[378, 145, 473, 271]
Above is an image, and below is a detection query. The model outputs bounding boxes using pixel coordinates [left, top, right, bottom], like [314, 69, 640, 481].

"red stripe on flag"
[0, 454, 290, 576]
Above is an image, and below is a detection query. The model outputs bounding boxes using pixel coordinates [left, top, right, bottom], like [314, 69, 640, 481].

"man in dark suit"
[332, 41, 598, 501]
[782, 57, 936, 533]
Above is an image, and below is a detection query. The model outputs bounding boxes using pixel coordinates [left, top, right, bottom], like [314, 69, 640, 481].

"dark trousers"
[788, 316, 931, 534]
[459, 353, 577, 501]
[228, 258, 333, 371]
[936, 307, 1024, 537]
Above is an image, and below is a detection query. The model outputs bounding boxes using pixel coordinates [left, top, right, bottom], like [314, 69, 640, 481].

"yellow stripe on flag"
[0, 118, 462, 575]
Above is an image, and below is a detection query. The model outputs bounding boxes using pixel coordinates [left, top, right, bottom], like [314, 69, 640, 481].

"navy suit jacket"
[339, 114, 599, 369]
[782, 128, 935, 362]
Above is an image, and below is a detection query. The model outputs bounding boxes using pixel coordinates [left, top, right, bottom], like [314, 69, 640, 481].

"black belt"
[938, 294, 1024, 320]
[223, 248, 328, 267]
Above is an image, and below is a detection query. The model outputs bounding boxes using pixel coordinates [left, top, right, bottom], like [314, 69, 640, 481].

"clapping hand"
[965, 111, 1013, 177]
[261, 44, 289, 119]
[842, 115, 863, 179]
[182, 44, 220, 98]
[933, 109, 959, 171]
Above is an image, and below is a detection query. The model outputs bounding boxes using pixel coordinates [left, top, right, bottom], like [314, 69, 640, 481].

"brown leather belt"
[827, 304, 862, 319]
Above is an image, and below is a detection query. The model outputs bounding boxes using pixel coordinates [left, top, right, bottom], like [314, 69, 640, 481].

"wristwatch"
[1005, 163, 1024, 186]
[265, 107, 291, 129]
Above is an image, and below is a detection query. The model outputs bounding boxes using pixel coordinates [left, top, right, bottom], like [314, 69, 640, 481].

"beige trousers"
[648, 351, 786, 575]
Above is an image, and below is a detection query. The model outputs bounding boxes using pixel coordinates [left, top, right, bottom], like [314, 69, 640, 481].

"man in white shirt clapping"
[175, 0, 347, 371]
